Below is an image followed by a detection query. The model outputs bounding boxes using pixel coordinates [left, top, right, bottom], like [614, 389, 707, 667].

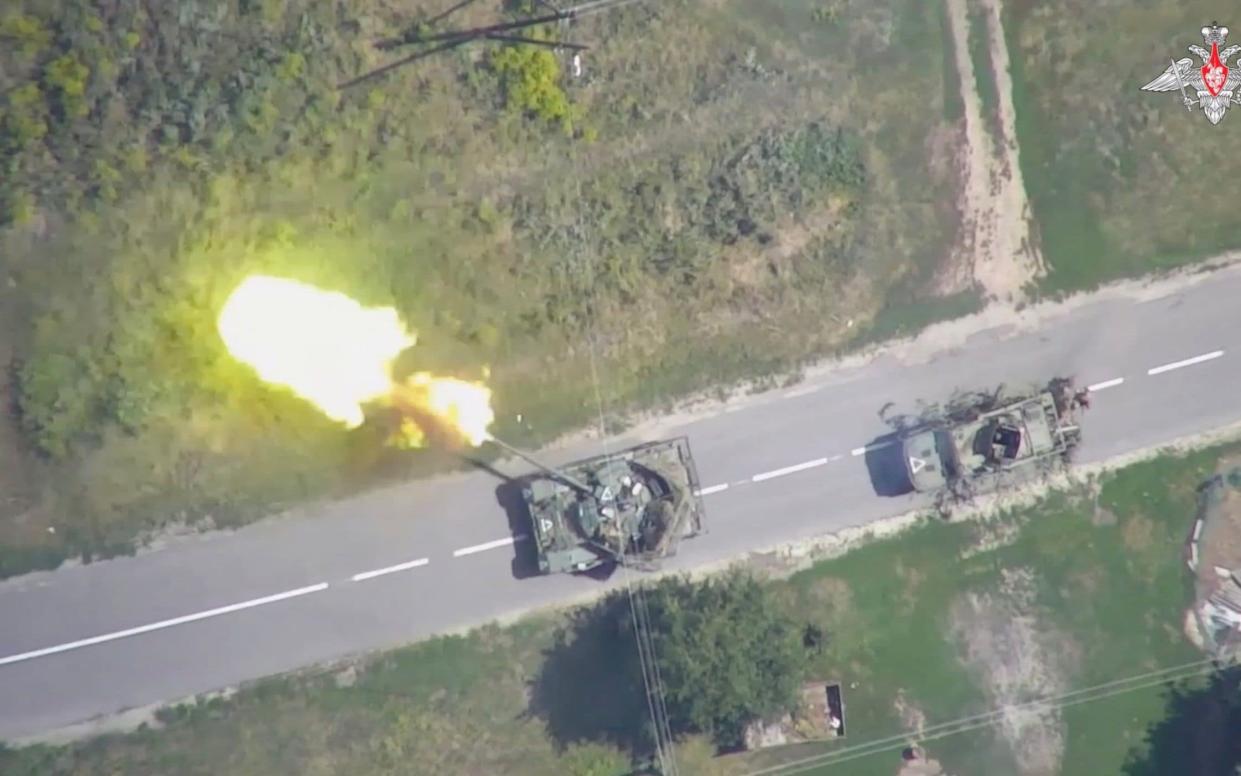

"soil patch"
[942, 0, 1043, 302]
[949, 567, 1076, 775]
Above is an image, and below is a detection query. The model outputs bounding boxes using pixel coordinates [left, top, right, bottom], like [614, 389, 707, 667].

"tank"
[503, 436, 706, 575]
[900, 377, 1086, 503]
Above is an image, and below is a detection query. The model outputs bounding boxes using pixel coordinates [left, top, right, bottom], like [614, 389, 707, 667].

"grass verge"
[1006, 1, 1241, 296]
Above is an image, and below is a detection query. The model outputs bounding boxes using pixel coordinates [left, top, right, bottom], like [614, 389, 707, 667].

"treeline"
[0, 1, 582, 228]
[1, 2, 333, 225]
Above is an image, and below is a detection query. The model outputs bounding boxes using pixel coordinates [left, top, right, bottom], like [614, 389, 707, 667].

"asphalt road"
[3, 263, 1240, 742]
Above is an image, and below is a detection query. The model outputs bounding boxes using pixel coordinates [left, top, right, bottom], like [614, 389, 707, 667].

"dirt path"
[943, 0, 1044, 303]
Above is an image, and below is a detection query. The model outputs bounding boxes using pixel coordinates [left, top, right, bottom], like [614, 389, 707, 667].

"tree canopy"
[533, 568, 811, 760]
[636, 571, 809, 747]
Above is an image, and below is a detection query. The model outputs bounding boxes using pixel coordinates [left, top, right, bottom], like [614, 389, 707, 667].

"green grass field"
[0, 0, 966, 579]
[1006, 1, 1241, 295]
[738, 448, 1218, 775]
[2, 443, 1230, 775]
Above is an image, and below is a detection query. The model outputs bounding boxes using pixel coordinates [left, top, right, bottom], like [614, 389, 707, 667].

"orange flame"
[217, 275, 495, 446]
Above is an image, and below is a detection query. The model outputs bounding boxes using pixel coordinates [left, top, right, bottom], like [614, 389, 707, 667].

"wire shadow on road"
[863, 432, 915, 497]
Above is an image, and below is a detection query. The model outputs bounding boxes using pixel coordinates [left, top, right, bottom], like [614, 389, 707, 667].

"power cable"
[556, 12, 680, 765]
[743, 654, 1238, 776]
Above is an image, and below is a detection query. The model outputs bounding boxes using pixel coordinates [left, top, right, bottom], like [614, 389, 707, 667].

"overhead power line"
[339, 0, 649, 90]
[745, 654, 1239, 776]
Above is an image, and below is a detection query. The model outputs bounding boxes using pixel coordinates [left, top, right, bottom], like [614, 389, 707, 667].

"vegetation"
[532, 572, 810, 753]
[490, 33, 578, 133]
[0, 0, 964, 577]
[2, 443, 1235, 775]
[741, 445, 1225, 776]
[1007, 1, 1241, 294]
[645, 573, 807, 747]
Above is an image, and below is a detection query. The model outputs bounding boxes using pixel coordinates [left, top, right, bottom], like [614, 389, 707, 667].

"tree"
[531, 568, 812, 760]
[489, 38, 575, 131]
[1123, 665, 1241, 776]
[633, 570, 809, 749]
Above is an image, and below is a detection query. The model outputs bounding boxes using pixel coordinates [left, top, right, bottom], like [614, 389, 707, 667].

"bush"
[639, 571, 809, 747]
[490, 34, 577, 132]
[532, 569, 812, 756]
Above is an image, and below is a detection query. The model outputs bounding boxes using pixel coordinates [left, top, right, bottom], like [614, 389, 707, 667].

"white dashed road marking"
[453, 535, 527, 557]
[15, 348, 1227, 668]
[852, 441, 891, 457]
[350, 558, 429, 582]
[1086, 377, 1124, 392]
[0, 583, 330, 668]
[751, 458, 830, 482]
[1148, 350, 1224, 376]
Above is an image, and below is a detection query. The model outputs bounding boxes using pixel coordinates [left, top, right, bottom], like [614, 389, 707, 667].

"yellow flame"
[394, 373, 496, 447]
[217, 275, 495, 446]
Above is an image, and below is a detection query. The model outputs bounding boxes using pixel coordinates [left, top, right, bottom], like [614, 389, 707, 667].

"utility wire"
[575, 185, 680, 775]
[744, 654, 1239, 776]
[555, 12, 679, 765]
[766, 663, 1222, 776]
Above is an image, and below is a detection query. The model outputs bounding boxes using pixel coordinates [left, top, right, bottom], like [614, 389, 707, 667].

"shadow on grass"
[1123, 666, 1241, 776]
[525, 590, 655, 759]
[863, 432, 914, 498]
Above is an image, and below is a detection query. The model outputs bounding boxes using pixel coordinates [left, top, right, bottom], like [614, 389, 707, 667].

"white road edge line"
[350, 558, 430, 582]
[1087, 377, 1125, 392]
[695, 484, 729, 496]
[1148, 350, 1224, 376]
[453, 535, 527, 557]
[0, 583, 330, 668]
[752, 458, 830, 482]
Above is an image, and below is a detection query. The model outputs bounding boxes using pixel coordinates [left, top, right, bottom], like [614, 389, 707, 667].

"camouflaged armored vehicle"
[514, 437, 706, 575]
[900, 377, 1086, 501]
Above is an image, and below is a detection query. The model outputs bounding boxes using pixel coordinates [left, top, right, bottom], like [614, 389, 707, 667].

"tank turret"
[899, 377, 1087, 508]
[495, 436, 706, 575]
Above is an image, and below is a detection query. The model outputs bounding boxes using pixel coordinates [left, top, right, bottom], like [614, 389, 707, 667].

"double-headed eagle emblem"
[1141, 22, 1241, 124]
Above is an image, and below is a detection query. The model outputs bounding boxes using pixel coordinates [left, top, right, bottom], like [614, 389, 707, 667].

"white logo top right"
[1141, 22, 1241, 125]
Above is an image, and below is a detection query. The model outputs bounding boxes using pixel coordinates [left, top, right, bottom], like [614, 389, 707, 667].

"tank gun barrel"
[485, 435, 595, 495]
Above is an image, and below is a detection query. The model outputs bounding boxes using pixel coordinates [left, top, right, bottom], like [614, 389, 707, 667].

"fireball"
[217, 274, 495, 446]
[393, 373, 495, 447]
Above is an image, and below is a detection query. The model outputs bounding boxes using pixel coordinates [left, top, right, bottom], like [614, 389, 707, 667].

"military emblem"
[1141, 22, 1241, 124]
